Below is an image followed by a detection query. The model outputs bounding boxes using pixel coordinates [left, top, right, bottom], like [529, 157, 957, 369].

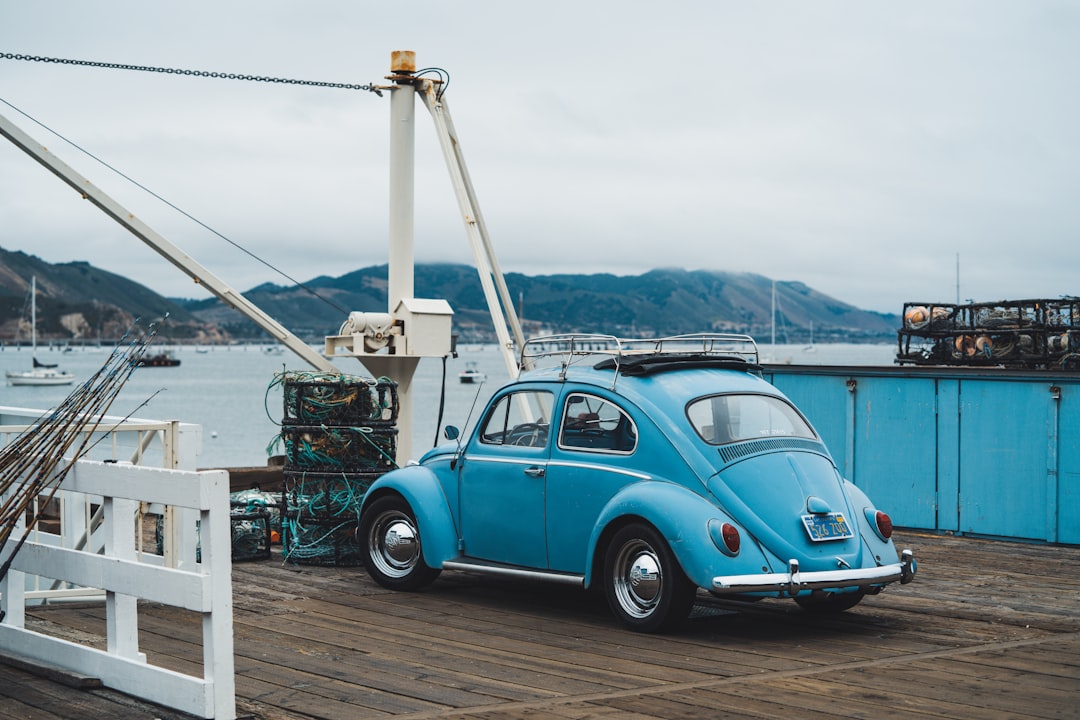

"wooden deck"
[2, 530, 1078, 719]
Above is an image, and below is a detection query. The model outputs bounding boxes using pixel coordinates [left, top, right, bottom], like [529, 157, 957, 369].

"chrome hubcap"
[613, 539, 663, 618]
[368, 510, 420, 578]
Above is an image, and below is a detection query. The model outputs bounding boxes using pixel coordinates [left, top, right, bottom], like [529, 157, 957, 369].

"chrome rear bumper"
[712, 548, 916, 596]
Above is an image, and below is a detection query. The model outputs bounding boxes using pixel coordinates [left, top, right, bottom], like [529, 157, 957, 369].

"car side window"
[558, 393, 637, 454]
[479, 390, 553, 448]
[687, 393, 816, 445]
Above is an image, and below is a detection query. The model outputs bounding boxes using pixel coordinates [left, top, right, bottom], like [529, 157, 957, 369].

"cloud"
[2, 1, 1078, 314]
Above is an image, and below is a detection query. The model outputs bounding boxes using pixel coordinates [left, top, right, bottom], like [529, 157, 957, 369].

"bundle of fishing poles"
[0, 321, 161, 599]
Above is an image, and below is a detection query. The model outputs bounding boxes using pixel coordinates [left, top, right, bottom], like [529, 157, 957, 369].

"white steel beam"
[0, 111, 339, 374]
[418, 80, 527, 377]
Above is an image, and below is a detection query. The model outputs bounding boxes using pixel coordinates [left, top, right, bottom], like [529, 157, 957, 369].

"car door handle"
[524, 466, 545, 478]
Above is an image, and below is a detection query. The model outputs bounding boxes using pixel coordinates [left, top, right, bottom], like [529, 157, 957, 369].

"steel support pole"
[358, 50, 420, 464]
[419, 80, 525, 378]
[388, 52, 416, 312]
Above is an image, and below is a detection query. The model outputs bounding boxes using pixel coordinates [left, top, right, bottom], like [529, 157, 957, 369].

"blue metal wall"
[764, 366, 1079, 545]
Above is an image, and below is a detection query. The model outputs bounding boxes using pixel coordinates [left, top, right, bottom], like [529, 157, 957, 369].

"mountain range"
[0, 247, 899, 345]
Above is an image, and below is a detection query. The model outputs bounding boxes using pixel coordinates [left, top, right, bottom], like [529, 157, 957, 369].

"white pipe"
[388, 52, 416, 313]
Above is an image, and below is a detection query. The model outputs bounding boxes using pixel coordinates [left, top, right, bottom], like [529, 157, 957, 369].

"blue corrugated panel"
[1055, 383, 1079, 544]
[851, 376, 938, 530]
[766, 366, 1079, 545]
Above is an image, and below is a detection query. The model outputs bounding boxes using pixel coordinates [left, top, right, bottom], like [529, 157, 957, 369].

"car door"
[459, 387, 554, 567]
[545, 392, 642, 573]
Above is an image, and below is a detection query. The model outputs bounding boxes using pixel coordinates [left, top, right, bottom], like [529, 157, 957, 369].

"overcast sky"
[2, 1, 1077, 314]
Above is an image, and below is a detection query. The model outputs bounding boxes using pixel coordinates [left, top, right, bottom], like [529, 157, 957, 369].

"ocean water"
[0, 340, 897, 469]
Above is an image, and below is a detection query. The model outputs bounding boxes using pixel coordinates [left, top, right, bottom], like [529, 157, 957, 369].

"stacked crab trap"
[896, 298, 1080, 370]
[154, 485, 281, 563]
[228, 488, 280, 562]
[277, 370, 399, 565]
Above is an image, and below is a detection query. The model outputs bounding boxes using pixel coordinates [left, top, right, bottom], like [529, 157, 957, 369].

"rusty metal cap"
[390, 50, 416, 74]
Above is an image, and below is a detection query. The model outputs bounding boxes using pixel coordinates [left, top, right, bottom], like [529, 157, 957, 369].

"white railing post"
[0, 490, 26, 628]
[199, 469, 236, 715]
[105, 494, 145, 662]
[163, 420, 199, 569]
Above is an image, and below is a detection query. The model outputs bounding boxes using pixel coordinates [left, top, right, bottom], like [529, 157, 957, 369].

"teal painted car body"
[360, 335, 915, 629]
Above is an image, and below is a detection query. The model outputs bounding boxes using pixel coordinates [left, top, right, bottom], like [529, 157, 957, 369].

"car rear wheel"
[360, 495, 440, 591]
[794, 589, 866, 613]
[603, 523, 696, 632]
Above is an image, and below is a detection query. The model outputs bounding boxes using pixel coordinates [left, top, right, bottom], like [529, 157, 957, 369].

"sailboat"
[6, 277, 75, 386]
[763, 280, 792, 364]
[803, 321, 817, 353]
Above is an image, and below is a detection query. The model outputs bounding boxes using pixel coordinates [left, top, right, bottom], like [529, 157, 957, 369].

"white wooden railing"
[0, 408, 235, 719]
[0, 459, 236, 719]
[0, 408, 204, 595]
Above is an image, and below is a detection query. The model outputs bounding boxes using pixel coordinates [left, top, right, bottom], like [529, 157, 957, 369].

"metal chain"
[0, 52, 384, 96]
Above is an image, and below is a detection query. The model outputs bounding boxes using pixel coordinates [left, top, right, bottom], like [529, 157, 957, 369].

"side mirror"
[444, 425, 460, 441]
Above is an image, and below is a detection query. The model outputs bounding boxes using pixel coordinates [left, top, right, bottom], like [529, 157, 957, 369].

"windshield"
[686, 393, 816, 445]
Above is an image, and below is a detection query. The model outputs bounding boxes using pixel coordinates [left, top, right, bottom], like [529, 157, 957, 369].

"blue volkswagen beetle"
[359, 334, 916, 632]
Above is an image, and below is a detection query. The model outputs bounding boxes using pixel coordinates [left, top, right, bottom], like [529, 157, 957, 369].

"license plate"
[801, 513, 853, 542]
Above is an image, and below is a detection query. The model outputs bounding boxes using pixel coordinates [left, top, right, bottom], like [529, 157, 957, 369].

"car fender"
[362, 466, 460, 567]
[843, 478, 900, 563]
[586, 479, 770, 590]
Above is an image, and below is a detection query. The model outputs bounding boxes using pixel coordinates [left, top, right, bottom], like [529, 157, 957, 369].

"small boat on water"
[6, 277, 75, 387]
[459, 362, 486, 384]
[803, 321, 817, 353]
[139, 351, 181, 367]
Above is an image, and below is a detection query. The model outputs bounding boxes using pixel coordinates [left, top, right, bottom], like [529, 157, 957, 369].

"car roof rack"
[520, 333, 759, 386]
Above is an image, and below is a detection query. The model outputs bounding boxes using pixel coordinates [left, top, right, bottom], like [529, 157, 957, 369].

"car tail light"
[863, 508, 895, 541]
[875, 511, 893, 540]
[709, 519, 741, 556]
[721, 523, 741, 554]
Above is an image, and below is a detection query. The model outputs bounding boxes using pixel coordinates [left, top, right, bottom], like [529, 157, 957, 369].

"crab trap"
[280, 371, 399, 426]
[896, 298, 1080, 370]
[281, 512, 364, 566]
[280, 425, 398, 473]
[228, 503, 272, 562]
[281, 470, 379, 519]
[151, 488, 279, 562]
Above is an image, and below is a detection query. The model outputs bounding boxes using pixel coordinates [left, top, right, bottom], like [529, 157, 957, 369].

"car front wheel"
[603, 523, 696, 632]
[360, 495, 440, 591]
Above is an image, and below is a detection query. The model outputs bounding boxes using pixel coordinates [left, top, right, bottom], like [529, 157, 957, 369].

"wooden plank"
[943, 650, 1080, 689]
[11, 531, 1080, 720]
[130, 606, 454, 716]
[0, 662, 197, 720]
[602, 693, 728, 719]
[235, 610, 579, 702]
[305, 586, 810, 678]
[869, 663, 1076, 719]
[698, 675, 1029, 720]
[666, 687, 804, 720]
[291, 592, 715, 684]
[0, 695, 73, 720]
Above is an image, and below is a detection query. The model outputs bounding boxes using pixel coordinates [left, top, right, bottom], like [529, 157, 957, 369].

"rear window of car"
[686, 393, 816, 445]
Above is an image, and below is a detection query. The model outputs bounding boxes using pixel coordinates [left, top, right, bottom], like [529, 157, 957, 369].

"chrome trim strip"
[465, 455, 546, 467]
[443, 560, 585, 587]
[712, 549, 916, 595]
[466, 455, 651, 480]
[546, 460, 652, 480]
